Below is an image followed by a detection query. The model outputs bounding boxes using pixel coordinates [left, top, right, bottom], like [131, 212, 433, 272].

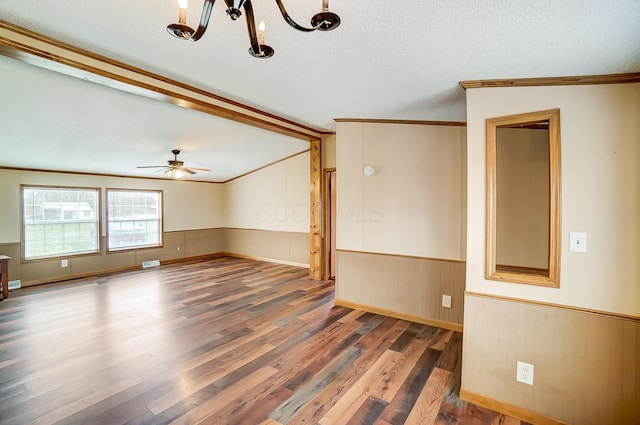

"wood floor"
[0, 256, 529, 425]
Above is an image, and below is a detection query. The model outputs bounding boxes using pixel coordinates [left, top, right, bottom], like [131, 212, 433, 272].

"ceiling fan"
[137, 149, 211, 178]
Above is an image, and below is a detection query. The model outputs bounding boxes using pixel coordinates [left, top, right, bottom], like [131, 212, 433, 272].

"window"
[107, 189, 162, 251]
[22, 186, 100, 260]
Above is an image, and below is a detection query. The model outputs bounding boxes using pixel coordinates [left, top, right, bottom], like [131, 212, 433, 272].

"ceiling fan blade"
[138, 151, 209, 176]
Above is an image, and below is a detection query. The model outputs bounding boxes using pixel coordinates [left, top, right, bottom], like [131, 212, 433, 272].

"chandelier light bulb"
[178, 0, 188, 24]
[174, 169, 184, 179]
[258, 20, 266, 45]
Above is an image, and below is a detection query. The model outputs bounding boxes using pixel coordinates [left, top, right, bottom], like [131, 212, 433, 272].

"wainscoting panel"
[184, 228, 225, 258]
[462, 293, 640, 425]
[1, 228, 223, 286]
[223, 228, 310, 266]
[335, 250, 465, 326]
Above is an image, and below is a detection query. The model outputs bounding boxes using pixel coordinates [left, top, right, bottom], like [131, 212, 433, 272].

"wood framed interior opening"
[485, 108, 561, 287]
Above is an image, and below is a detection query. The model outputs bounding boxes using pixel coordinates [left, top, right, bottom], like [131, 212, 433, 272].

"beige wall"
[466, 83, 640, 315]
[463, 82, 640, 423]
[335, 122, 467, 326]
[223, 151, 310, 234]
[336, 122, 467, 260]
[322, 134, 336, 169]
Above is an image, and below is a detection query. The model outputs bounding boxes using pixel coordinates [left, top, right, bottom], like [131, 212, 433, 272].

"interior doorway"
[323, 168, 336, 280]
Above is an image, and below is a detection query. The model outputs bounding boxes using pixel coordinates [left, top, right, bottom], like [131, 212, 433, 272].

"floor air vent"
[8, 280, 21, 290]
[142, 260, 160, 269]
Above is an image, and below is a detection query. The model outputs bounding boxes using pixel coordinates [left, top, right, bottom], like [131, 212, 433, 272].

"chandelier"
[167, 0, 341, 58]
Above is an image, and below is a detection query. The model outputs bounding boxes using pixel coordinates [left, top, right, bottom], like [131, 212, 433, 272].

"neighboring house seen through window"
[107, 189, 162, 251]
[22, 185, 101, 260]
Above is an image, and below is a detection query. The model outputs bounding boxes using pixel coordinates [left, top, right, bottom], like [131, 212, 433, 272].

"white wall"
[222, 152, 310, 233]
[0, 168, 224, 243]
[466, 83, 640, 316]
[336, 122, 466, 260]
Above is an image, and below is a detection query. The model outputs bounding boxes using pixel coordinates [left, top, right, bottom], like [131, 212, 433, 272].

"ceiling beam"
[460, 73, 640, 89]
[0, 20, 326, 142]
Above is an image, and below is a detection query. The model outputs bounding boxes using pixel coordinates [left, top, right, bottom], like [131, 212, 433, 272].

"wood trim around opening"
[334, 118, 467, 127]
[309, 140, 322, 279]
[336, 248, 466, 264]
[460, 72, 640, 89]
[485, 109, 561, 287]
[0, 20, 328, 141]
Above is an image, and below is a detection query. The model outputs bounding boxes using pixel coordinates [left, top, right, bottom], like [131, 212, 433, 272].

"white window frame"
[21, 185, 101, 261]
[106, 189, 163, 252]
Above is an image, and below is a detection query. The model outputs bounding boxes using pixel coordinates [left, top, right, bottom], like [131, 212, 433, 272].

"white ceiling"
[1, 0, 639, 182]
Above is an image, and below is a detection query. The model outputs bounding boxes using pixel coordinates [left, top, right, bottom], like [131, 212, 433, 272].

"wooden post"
[309, 138, 322, 279]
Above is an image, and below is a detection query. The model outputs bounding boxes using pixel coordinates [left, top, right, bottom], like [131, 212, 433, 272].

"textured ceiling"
[0, 0, 639, 181]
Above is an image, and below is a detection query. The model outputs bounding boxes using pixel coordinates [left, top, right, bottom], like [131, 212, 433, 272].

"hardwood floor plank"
[147, 343, 275, 415]
[224, 383, 293, 425]
[376, 347, 443, 425]
[0, 256, 527, 425]
[370, 339, 430, 403]
[345, 396, 389, 425]
[53, 372, 179, 425]
[404, 367, 452, 425]
[434, 401, 466, 425]
[176, 324, 279, 373]
[269, 347, 364, 423]
[286, 319, 411, 425]
[318, 349, 404, 425]
[167, 366, 278, 425]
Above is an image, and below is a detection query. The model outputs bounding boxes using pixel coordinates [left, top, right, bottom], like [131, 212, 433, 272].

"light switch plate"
[569, 232, 587, 252]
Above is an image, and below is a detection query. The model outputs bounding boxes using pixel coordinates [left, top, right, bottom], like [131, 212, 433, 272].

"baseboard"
[160, 254, 224, 266]
[222, 252, 310, 268]
[460, 388, 568, 425]
[334, 299, 463, 332]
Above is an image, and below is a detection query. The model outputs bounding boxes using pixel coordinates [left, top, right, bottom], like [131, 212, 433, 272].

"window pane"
[107, 190, 162, 251]
[23, 187, 100, 260]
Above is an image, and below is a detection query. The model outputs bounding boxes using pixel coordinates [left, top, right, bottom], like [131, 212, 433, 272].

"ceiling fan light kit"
[167, 0, 341, 58]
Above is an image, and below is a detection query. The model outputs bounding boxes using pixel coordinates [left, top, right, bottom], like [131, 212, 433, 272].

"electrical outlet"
[442, 294, 452, 308]
[516, 361, 534, 385]
[61, 259, 68, 268]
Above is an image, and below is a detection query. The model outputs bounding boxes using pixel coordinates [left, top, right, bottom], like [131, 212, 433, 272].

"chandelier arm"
[242, 1, 265, 55]
[274, 0, 316, 32]
[190, 0, 217, 41]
